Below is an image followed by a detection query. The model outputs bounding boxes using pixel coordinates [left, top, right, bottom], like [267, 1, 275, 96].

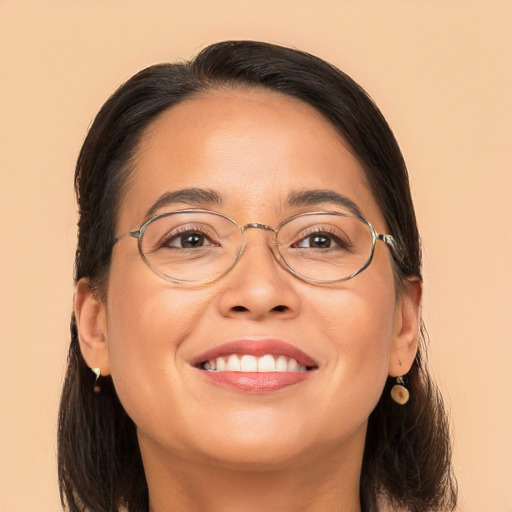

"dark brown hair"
[58, 40, 457, 512]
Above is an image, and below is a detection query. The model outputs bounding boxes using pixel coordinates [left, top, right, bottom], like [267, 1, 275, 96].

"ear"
[74, 278, 111, 376]
[388, 277, 422, 377]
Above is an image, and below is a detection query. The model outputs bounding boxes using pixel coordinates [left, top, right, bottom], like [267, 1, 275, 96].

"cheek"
[313, 259, 396, 350]
[317, 289, 395, 374]
[103, 257, 213, 427]
[308, 266, 397, 418]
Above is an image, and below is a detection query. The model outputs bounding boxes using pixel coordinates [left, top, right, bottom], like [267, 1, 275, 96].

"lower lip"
[199, 370, 313, 393]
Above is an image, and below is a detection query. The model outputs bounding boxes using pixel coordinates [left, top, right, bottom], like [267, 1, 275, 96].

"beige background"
[0, 1, 510, 511]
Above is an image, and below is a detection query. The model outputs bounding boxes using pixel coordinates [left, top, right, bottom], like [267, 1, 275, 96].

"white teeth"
[240, 355, 258, 372]
[275, 355, 288, 372]
[258, 354, 276, 372]
[287, 358, 299, 372]
[216, 357, 226, 371]
[226, 354, 240, 371]
[203, 354, 309, 373]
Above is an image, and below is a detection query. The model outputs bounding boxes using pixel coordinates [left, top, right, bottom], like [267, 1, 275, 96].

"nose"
[216, 228, 301, 320]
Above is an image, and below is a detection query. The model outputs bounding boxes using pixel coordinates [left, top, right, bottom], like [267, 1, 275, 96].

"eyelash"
[291, 226, 352, 249]
[160, 226, 218, 248]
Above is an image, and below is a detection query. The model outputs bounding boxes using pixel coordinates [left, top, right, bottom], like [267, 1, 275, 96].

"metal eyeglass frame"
[112, 209, 398, 285]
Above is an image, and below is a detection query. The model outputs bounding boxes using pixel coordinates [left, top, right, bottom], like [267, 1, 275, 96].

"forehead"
[119, 89, 384, 230]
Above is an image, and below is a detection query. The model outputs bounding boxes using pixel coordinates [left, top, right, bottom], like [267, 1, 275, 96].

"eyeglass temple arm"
[377, 233, 396, 249]
[112, 230, 141, 247]
[376, 234, 400, 263]
[376, 233, 406, 268]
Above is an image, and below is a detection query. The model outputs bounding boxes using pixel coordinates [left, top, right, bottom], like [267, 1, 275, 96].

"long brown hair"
[58, 40, 457, 512]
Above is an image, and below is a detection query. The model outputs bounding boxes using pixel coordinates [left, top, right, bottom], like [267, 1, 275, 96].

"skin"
[76, 89, 421, 512]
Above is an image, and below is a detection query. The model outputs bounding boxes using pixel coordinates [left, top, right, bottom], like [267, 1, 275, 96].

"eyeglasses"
[113, 209, 397, 285]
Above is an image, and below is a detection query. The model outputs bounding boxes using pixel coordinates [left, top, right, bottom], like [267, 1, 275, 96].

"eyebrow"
[145, 188, 223, 218]
[145, 187, 363, 219]
[286, 189, 364, 218]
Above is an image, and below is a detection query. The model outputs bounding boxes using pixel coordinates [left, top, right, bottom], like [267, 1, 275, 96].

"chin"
[181, 412, 363, 472]
[198, 439, 316, 472]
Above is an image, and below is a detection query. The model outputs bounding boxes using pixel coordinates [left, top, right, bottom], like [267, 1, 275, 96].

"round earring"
[390, 375, 409, 405]
[91, 367, 101, 394]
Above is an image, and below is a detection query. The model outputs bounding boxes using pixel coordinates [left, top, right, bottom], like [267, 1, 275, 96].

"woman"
[58, 40, 457, 512]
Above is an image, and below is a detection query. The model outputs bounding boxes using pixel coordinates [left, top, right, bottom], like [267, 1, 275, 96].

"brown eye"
[294, 231, 349, 250]
[163, 230, 216, 249]
[299, 233, 334, 248]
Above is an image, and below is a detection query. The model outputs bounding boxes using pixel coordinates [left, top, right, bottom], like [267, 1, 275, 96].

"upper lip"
[192, 338, 318, 368]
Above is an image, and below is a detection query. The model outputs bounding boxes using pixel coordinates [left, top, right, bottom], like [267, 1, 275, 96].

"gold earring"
[390, 375, 409, 405]
[91, 367, 101, 394]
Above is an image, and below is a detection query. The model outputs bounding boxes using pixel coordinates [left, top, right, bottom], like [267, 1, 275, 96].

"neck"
[140, 436, 364, 512]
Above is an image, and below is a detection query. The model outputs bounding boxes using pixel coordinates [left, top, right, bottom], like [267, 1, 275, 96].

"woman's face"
[83, 89, 417, 471]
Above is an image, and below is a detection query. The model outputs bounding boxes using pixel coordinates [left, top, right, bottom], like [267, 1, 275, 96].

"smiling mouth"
[200, 354, 314, 372]
[193, 339, 318, 391]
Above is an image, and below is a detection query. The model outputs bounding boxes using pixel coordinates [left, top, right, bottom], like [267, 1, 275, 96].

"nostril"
[230, 304, 288, 313]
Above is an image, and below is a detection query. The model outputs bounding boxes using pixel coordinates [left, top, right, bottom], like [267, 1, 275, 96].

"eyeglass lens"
[139, 211, 374, 283]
